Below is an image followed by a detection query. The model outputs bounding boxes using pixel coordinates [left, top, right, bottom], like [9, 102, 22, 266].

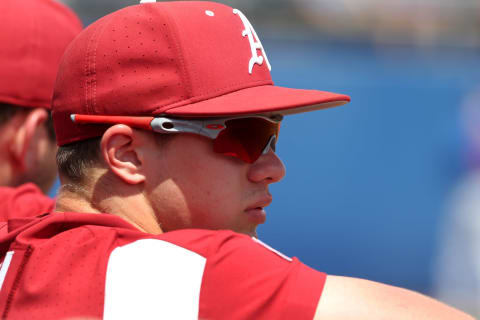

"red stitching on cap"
[84, 20, 99, 114]
[92, 17, 112, 112]
[83, 30, 91, 114]
[84, 16, 112, 114]
[158, 4, 194, 101]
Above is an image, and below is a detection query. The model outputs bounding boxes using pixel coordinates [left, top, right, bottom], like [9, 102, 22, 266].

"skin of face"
[24, 124, 58, 192]
[141, 132, 286, 237]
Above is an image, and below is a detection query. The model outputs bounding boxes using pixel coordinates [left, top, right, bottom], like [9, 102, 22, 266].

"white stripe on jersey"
[103, 239, 206, 319]
[252, 237, 292, 262]
[0, 251, 14, 290]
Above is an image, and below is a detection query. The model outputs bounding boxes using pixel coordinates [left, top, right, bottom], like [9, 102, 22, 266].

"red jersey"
[0, 184, 54, 221]
[0, 213, 325, 319]
[0, 184, 54, 237]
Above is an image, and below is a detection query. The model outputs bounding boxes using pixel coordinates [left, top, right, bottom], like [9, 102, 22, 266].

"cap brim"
[161, 85, 350, 117]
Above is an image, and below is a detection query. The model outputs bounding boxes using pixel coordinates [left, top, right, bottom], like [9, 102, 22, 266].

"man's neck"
[55, 182, 163, 235]
[55, 185, 100, 213]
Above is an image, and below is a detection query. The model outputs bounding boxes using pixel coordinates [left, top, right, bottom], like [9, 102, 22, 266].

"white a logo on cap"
[233, 9, 271, 74]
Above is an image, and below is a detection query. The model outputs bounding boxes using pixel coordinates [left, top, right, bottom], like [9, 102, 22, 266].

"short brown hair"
[56, 138, 101, 183]
[56, 132, 173, 183]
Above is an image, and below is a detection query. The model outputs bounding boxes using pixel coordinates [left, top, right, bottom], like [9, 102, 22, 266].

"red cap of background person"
[0, 0, 82, 109]
[52, 1, 350, 146]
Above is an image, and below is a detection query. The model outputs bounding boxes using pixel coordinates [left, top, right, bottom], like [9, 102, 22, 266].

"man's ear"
[9, 108, 48, 171]
[101, 124, 146, 185]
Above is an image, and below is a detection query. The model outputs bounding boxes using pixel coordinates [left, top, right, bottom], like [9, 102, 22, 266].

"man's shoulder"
[15, 213, 298, 272]
[101, 227, 257, 261]
[0, 214, 327, 319]
[7, 212, 251, 257]
[3, 212, 292, 263]
[0, 183, 54, 221]
[102, 229, 326, 320]
[0, 183, 48, 200]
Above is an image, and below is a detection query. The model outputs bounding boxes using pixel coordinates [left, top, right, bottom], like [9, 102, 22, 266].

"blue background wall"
[259, 38, 480, 294]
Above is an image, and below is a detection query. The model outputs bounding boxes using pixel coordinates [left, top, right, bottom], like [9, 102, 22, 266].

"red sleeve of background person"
[0, 183, 54, 221]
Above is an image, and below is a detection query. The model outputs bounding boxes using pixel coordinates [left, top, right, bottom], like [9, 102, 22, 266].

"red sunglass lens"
[213, 118, 279, 163]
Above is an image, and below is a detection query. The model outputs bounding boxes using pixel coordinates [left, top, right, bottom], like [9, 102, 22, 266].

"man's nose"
[247, 150, 286, 184]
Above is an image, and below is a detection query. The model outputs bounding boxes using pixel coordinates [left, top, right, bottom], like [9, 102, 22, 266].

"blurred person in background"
[433, 85, 480, 317]
[0, 0, 82, 223]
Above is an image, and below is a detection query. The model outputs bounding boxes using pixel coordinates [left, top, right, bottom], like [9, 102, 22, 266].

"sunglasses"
[71, 114, 282, 163]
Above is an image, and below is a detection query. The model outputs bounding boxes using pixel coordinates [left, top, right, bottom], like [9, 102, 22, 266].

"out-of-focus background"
[55, 0, 480, 315]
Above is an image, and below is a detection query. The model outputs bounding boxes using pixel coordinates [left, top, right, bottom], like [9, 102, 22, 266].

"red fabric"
[0, 0, 82, 109]
[192, 233, 326, 320]
[0, 212, 326, 319]
[52, 1, 349, 146]
[0, 184, 54, 222]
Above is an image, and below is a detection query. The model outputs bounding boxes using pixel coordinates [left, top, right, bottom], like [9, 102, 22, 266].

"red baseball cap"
[52, 1, 350, 146]
[0, 0, 82, 109]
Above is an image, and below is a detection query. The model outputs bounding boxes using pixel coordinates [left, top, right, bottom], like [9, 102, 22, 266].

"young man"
[0, 0, 82, 222]
[0, 1, 472, 319]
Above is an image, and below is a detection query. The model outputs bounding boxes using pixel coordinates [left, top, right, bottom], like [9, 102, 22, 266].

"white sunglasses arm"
[150, 117, 224, 139]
